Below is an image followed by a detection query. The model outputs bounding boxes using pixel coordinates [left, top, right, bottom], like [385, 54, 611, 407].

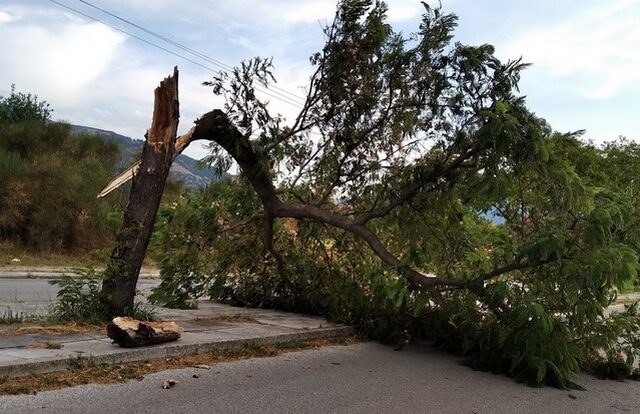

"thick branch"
[272, 203, 465, 289]
[191, 110, 280, 209]
[191, 110, 466, 290]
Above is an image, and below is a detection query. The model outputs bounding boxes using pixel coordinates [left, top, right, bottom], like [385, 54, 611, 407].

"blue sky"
[1, 0, 638, 159]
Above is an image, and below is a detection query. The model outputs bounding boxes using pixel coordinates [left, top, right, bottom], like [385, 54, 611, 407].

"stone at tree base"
[107, 317, 183, 348]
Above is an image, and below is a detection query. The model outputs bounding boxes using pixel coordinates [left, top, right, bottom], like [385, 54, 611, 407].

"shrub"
[49, 268, 155, 323]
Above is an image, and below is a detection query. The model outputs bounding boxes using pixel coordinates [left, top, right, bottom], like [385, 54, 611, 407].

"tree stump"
[107, 317, 183, 348]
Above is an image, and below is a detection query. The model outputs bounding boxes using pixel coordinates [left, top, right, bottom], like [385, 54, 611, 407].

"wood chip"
[161, 379, 177, 389]
[194, 364, 210, 369]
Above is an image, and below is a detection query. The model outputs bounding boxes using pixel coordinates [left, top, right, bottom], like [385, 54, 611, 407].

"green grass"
[619, 279, 640, 294]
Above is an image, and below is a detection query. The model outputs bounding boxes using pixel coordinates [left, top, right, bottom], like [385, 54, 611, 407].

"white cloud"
[0, 6, 125, 104]
[0, 10, 13, 23]
[2, 0, 636, 161]
[501, 0, 640, 99]
[280, 1, 336, 23]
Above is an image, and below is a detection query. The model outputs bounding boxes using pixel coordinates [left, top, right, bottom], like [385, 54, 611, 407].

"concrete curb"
[0, 272, 159, 280]
[0, 326, 353, 378]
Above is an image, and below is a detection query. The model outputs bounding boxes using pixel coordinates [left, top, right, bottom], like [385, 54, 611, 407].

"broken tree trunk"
[100, 67, 180, 316]
[97, 127, 198, 198]
[107, 317, 183, 347]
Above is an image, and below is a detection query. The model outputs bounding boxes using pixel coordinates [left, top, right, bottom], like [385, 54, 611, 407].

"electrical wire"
[76, 0, 306, 105]
[47, 0, 304, 108]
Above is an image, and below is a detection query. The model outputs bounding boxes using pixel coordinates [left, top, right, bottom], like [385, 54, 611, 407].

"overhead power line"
[76, 0, 306, 105]
[47, 0, 305, 108]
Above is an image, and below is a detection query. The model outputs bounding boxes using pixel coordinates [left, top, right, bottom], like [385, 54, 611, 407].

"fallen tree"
[100, 1, 640, 388]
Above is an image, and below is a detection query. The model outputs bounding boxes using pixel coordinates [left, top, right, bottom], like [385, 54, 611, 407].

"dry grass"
[187, 313, 258, 324]
[0, 241, 158, 270]
[0, 322, 105, 337]
[0, 336, 360, 395]
[27, 341, 63, 350]
[0, 242, 103, 268]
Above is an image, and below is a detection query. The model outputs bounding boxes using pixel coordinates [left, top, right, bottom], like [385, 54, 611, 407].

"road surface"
[1, 342, 639, 414]
[0, 277, 157, 317]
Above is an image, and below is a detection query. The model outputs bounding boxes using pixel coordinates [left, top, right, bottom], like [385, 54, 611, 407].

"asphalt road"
[0, 278, 158, 317]
[1, 342, 639, 414]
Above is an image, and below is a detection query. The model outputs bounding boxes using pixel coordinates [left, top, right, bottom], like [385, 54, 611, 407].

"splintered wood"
[106, 317, 183, 348]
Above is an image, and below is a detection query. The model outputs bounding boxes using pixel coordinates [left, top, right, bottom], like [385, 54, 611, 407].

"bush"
[49, 269, 155, 324]
[0, 86, 122, 251]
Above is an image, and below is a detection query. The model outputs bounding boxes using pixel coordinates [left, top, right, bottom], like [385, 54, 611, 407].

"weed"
[0, 336, 359, 395]
[68, 354, 95, 370]
[0, 309, 24, 325]
[48, 268, 156, 323]
[127, 301, 157, 322]
[2, 383, 32, 395]
[45, 341, 62, 350]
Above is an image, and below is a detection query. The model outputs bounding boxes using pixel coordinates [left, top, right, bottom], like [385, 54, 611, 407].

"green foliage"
[0, 85, 51, 123]
[0, 86, 122, 251]
[45, 341, 62, 350]
[48, 270, 107, 324]
[580, 303, 640, 380]
[49, 269, 155, 324]
[148, 181, 231, 308]
[152, 0, 640, 389]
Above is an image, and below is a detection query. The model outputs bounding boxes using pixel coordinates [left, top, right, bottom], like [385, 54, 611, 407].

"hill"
[70, 125, 224, 188]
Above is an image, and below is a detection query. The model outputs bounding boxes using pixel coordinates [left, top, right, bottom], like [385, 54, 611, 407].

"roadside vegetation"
[147, 1, 640, 389]
[0, 86, 125, 258]
[0, 336, 358, 395]
[0, 86, 183, 267]
[2, 0, 640, 391]
[48, 270, 156, 325]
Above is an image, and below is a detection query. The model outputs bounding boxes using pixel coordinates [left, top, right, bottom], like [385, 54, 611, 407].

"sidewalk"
[0, 301, 352, 378]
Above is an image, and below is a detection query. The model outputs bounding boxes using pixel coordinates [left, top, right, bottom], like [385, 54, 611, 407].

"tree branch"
[356, 143, 486, 224]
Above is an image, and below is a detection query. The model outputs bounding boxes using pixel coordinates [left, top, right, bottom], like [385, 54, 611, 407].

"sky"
[1, 0, 638, 160]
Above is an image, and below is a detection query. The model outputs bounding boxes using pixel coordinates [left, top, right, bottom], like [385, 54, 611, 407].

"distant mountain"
[70, 125, 225, 188]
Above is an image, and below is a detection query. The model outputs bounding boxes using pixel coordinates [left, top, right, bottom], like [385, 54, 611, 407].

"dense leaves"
[0, 87, 121, 251]
[151, 1, 640, 388]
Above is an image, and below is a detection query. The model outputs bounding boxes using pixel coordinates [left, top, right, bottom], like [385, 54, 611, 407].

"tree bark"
[107, 317, 183, 347]
[100, 67, 180, 316]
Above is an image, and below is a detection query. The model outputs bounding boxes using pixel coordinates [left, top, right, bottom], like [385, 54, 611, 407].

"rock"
[107, 317, 183, 348]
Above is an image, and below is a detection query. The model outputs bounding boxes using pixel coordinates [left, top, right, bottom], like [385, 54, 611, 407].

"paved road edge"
[0, 326, 353, 378]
